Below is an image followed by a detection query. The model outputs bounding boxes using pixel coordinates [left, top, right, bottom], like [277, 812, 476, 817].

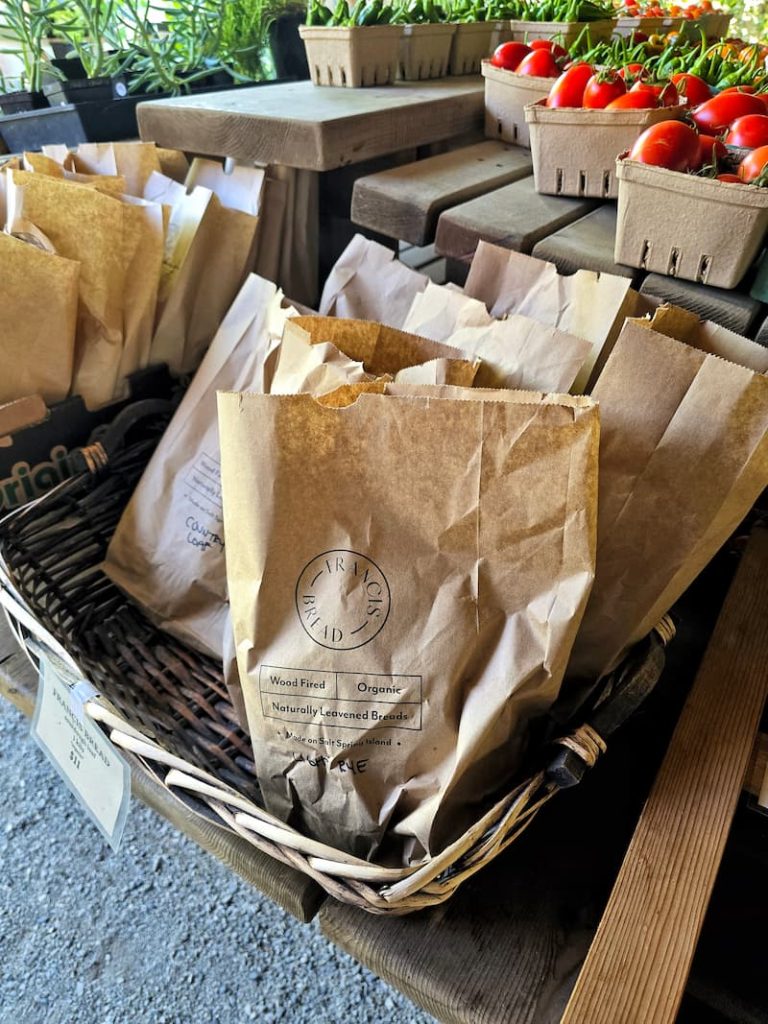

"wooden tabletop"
[136, 79, 485, 172]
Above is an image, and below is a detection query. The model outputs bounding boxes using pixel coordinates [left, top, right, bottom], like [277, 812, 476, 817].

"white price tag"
[31, 657, 130, 851]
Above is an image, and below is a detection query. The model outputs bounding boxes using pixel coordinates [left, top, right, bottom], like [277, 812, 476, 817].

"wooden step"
[640, 273, 762, 337]
[434, 177, 596, 265]
[531, 204, 641, 283]
[351, 141, 533, 246]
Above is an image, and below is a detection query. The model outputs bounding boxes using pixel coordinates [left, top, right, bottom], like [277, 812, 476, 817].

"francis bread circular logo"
[295, 550, 391, 650]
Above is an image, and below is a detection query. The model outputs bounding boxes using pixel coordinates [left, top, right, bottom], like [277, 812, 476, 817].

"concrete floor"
[0, 698, 435, 1024]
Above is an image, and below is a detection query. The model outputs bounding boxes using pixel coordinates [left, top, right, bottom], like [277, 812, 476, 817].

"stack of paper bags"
[0, 144, 265, 412]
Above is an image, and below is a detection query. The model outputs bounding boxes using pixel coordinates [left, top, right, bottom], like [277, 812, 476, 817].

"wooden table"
[136, 79, 485, 305]
[137, 79, 484, 171]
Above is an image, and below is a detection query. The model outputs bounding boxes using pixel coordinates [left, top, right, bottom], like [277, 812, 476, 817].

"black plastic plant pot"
[270, 11, 310, 80]
[43, 77, 115, 106]
[49, 56, 88, 81]
[0, 90, 49, 115]
[0, 105, 87, 150]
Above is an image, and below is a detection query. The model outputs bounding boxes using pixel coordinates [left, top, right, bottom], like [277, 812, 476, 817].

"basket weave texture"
[0, 405, 669, 913]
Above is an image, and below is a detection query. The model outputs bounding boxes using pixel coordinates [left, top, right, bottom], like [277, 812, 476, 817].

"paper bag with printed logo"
[218, 386, 599, 862]
[568, 315, 768, 681]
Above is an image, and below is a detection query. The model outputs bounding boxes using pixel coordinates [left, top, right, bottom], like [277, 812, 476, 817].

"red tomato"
[546, 64, 595, 108]
[618, 62, 648, 81]
[490, 41, 532, 71]
[670, 72, 712, 106]
[529, 39, 568, 60]
[515, 49, 561, 78]
[691, 92, 767, 132]
[716, 173, 742, 182]
[738, 145, 768, 182]
[607, 90, 659, 109]
[726, 114, 768, 148]
[696, 133, 727, 168]
[632, 79, 679, 106]
[582, 71, 627, 109]
[628, 120, 700, 170]
[719, 85, 757, 94]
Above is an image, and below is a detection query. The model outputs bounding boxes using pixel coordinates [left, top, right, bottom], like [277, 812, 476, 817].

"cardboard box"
[525, 100, 685, 198]
[299, 24, 403, 87]
[615, 158, 768, 289]
[399, 23, 457, 80]
[614, 15, 682, 36]
[679, 11, 731, 40]
[448, 21, 496, 75]
[507, 18, 615, 46]
[482, 60, 552, 147]
[0, 365, 174, 514]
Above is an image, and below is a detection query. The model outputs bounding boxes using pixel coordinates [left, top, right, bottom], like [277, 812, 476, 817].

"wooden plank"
[0, 618, 325, 923]
[351, 141, 532, 246]
[137, 79, 485, 172]
[562, 526, 768, 1024]
[639, 273, 762, 337]
[531, 204, 641, 282]
[434, 176, 596, 263]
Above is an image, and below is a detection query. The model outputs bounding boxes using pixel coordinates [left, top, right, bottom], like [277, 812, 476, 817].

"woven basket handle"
[76, 398, 175, 473]
[547, 627, 669, 789]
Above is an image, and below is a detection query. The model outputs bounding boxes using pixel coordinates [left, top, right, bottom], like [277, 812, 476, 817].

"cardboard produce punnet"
[568, 310, 768, 681]
[463, 241, 636, 392]
[0, 232, 80, 406]
[218, 385, 600, 862]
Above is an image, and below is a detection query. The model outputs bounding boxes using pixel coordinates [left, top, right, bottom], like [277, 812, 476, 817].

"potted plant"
[0, 0, 56, 113]
[40, 0, 120, 104]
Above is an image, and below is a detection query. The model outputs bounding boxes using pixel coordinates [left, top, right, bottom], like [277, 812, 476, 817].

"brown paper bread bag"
[568, 317, 768, 681]
[463, 241, 636, 392]
[289, 316, 480, 386]
[104, 275, 295, 660]
[5, 170, 128, 408]
[0, 232, 80, 404]
[218, 386, 599, 862]
[150, 190, 260, 374]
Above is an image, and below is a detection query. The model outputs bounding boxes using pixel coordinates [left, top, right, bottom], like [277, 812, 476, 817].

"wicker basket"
[0, 402, 674, 914]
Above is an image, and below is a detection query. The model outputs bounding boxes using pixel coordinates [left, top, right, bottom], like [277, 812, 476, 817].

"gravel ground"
[0, 699, 435, 1024]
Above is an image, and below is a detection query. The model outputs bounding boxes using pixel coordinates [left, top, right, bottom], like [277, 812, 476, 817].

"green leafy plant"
[44, 0, 120, 78]
[0, 0, 59, 92]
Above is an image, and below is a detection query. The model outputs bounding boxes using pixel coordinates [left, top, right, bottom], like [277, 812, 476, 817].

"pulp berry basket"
[482, 59, 553, 147]
[0, 401, 674, 915]
[299, 24, 403, 87]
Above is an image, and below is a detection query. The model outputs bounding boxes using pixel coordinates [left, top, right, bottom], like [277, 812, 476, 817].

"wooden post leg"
[561, 526, 768, 1024]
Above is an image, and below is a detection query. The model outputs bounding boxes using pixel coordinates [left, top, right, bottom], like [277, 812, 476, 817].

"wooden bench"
[434, 176, 596, 264]
[640, 273, 763, 337]
[531, 204, 640, 283]
[350, 141, 532, 247]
